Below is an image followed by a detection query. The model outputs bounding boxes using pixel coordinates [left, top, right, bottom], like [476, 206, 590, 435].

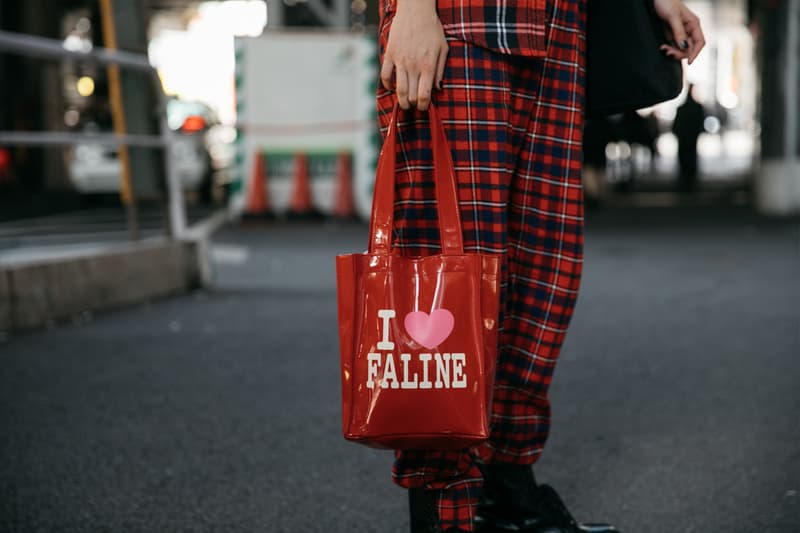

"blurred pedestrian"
[375, 0, 705, 531]
[614, 110, 661, 191]
[672, 84, 707, 193]
[582, 116, 612, 205]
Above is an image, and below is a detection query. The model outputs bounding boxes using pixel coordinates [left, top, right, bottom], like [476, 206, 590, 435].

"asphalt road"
[1, 205, 798, 532]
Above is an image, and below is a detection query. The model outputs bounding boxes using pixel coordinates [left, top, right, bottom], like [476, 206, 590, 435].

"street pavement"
[1, 205, 798, 532]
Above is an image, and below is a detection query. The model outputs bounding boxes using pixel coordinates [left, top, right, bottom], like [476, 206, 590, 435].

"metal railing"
[0, 29, 187, 238]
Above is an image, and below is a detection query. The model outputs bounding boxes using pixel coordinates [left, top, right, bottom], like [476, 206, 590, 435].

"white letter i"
[377, 309, 396, 350]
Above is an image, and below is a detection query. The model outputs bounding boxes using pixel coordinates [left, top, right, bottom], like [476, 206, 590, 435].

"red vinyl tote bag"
[336, 104, 500, 450]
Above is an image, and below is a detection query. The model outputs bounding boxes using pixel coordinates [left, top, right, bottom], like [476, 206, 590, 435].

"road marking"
[211, 244, 250, 265]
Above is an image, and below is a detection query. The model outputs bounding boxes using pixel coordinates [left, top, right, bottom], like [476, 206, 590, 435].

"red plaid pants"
[376, 1, 586, 530]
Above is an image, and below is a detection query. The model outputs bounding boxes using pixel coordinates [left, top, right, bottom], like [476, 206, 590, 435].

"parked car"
[166, 99, 236, 201]
[68, 99, 232, 204]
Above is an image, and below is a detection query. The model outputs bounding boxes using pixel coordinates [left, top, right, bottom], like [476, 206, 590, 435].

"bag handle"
[368, 102, 464, 255]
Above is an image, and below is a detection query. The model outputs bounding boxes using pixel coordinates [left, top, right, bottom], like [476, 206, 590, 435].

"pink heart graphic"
[404, 309, 455, 350]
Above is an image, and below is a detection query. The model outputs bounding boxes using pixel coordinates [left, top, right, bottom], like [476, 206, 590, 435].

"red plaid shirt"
[381, 0, 548, 57]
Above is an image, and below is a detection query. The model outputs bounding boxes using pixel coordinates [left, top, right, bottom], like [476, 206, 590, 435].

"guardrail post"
[99, 0, 139, 240]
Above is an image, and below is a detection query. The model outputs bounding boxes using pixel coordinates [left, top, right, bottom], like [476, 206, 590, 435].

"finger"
[417, 66, 435, 111]
[407, 67, 420, 109]
[685, 17, 706, 64]
[665, 14, 690, 52]
[680, 11, 701, 63]
[380, 55, 395, 92]
[660, 44, 688, 62]
[689, 35, 706, 64]
[395, 66, 410, 110]
[435, 44, 448, 90]
[660, 43, 687, 56]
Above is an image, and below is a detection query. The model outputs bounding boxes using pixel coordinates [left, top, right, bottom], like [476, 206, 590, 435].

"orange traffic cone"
[243, 151, 272, 220]
[288, 152, 320, 220]
[332, 151, 356, 220]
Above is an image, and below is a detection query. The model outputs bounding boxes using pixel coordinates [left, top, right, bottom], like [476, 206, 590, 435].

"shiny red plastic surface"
[336, 104, 500, 450]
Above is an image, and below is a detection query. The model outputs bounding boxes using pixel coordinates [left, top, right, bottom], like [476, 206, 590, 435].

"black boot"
[475, 463, 619, 533]
[409, 488, 469, 533]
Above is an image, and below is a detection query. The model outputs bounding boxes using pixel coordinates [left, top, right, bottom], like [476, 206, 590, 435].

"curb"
[0, 239, 201, 333]
[0, 208, 230, 334]
[184, 207, 234, 287]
